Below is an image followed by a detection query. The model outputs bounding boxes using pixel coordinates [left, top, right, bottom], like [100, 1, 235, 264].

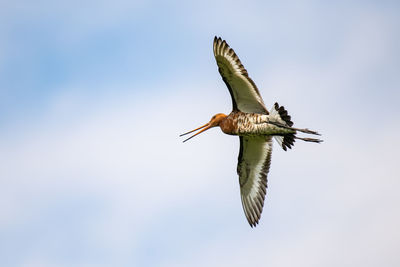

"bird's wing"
[237, 136, 272, 227]
[213, 36, 268, 114]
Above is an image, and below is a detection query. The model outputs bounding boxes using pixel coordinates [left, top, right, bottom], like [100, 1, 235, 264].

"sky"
[1, 0, 400, 266]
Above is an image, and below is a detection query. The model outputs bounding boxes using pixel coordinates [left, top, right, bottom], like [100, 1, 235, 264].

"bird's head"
[180, 113, 227, 142]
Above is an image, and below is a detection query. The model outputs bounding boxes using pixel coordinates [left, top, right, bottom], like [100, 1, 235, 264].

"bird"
[180, 36, 322, 227]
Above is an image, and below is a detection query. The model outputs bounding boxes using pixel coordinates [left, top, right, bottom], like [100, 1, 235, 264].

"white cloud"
[1, 70, 399, 266]
[1, 1, 399, 266]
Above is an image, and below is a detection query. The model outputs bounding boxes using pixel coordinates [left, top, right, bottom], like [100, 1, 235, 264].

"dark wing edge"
[213, 36, 268, 114]
[237, 136, 272, 227]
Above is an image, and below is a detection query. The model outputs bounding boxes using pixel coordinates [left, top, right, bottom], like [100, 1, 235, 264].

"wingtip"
[213, 36, 220, 55]
[213, 36, 224, 45]
[249, 220, 259, 228]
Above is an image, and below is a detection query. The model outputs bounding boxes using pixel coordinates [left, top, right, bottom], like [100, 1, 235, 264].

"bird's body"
[181, 37, 322, 227]
[219, 111, 296, 136]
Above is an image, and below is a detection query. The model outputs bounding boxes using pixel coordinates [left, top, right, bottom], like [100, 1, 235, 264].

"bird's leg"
[267, 121, 323, 143]
[267, 121, 320, 135]
[295, 136, 323, 143]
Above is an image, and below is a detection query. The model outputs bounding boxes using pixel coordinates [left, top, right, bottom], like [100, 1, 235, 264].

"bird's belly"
[220, 112, 264, 135]
[220, 112, 294, 136]
[236, 123, 288, 136]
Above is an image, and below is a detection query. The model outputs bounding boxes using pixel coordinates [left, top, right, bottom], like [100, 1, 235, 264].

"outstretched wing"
[237, 136, 272, 227]
[213, 36, 268, 114]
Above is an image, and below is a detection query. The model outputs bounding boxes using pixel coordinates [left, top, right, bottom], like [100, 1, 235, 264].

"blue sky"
[1, 1, 400, 266]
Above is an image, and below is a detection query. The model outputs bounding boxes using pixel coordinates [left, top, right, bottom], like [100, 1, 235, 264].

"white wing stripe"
[213, 37, 268, 114]
[238, 136, 273, 227]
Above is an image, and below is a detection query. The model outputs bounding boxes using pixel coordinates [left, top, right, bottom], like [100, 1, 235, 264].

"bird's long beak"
[180, 122, 212, 143]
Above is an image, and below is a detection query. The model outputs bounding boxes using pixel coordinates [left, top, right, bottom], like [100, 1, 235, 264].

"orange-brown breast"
[219, 112, 239, 135]
[220, 112, 269, 136]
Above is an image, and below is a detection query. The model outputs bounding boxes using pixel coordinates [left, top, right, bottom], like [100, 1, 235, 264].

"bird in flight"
[180, 36, 322, 227]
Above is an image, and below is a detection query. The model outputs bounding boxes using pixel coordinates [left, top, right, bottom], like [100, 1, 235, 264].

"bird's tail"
[271, 103, 322, 151]
[271, 103, 295, 151]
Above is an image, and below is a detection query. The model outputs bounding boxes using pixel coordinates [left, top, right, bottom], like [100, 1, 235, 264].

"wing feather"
[237, 136, 272, 227]
[213, 36, 268, 114]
